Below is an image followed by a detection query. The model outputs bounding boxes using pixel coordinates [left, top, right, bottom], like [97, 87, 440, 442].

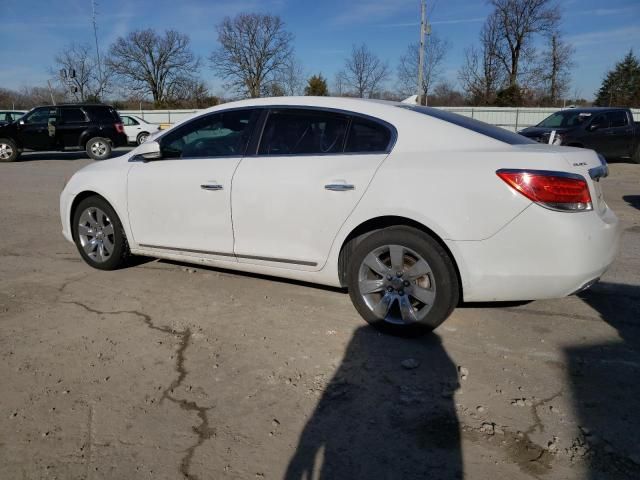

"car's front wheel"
[0, 138, 20, 162]
[347, 226, 459, 336]
[72, 196, 130, 270]
[86, 137, 112, 160]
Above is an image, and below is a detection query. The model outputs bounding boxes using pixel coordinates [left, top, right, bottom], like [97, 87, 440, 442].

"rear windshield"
[83, 106, 121, 123]
[399, 105, 535, 145]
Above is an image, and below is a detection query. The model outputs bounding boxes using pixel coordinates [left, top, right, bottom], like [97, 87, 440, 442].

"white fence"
[120, 106, 640, 132]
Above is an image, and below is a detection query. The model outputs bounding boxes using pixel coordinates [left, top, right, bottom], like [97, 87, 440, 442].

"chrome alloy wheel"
[357, 244, 436, 325]
[91, 140, 108, 157]
[0, 142, 14, 160]
[77, 207, 115, 263]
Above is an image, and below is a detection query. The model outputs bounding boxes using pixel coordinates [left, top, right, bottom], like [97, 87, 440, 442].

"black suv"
[0, 104, 127, 162]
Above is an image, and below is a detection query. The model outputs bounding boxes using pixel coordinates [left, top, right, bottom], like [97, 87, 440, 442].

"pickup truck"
[0, 104, 127, 162]
[518, 107, 640, 163]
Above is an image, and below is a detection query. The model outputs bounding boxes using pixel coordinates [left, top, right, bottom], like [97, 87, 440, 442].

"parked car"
[0, 104, 127, 162]
[120, 114, 161, 145]
[0, 110, 26, 126]
[60, 97, 620, 336]
[519, 107, 640, 163]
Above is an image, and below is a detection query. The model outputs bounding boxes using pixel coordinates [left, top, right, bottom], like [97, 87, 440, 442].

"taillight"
[496, 169, 592, 212]
[114, 122, 124, 133]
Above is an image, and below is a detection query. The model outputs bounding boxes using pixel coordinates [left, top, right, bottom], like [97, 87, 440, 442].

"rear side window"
[61, 108, 87, 123]
[345, 118, 391, 153]
[122, 116, 139, 126]
[607, 111, 628, 128]
[84, 106, 120, 123]
[259, 110, 349, 155]
[401, 105, 536, 145]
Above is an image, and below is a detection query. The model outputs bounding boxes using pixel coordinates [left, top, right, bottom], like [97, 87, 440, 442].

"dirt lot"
[1, 150, 639, 480]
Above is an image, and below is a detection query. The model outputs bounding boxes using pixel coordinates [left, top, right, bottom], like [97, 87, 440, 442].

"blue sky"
[1, 0, 639, 100]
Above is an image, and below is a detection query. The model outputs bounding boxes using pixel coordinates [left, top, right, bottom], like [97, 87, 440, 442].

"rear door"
[231, 108, 394, 270]
[57, 107, 89, 147]
[17, 107, 57, 150]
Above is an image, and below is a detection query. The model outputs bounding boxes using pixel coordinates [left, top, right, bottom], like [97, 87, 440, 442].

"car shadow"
[18, 147, 132, 162]
[284, 326, 462, 480]
[564, 282, 640, 479]
[623, 195, 640, 211]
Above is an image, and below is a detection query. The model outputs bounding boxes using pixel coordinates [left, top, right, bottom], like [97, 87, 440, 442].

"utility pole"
[91, 0, 104, 100]
[47, 80, 56, 105]
[417, 0, 431, 106]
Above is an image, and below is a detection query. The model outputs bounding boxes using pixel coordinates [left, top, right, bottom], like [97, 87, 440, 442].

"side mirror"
[18, 120, 24, 126]
[136, 140, 161, 160]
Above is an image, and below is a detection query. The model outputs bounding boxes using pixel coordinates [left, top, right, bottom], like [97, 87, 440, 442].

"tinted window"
[24, 107, 57, 124]
[591, 114, 607, 128]
[161, 109, 257, 159]
[258, 109, 349, 155]
[345, 118, 391, 152]
[61, 108, 87, 123]
[607, 111, 628, 128]
[401, 105, 536, 145]
[122, 116, 139, 126]
[84, 106, 120, 122]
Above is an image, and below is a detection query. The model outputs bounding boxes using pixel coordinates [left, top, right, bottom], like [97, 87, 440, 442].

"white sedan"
[60, 97, 620, 335]
[119, 114, 161, 145]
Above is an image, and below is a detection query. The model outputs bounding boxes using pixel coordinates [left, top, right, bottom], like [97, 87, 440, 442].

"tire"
[72, 196, 130, 270]
[347, 226, 459, 336]
[136, 132, 150, 145]
[86, 137, 112, 160]
[0, 138, 20, 162]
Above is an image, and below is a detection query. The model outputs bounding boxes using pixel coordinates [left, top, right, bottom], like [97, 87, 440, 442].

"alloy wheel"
[77, 207, 115, 263]
[0, 143, 14, 160]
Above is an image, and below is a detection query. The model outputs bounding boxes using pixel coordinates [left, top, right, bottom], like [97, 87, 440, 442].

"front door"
[127, 109, 260, 258]
[18, 107, 57, 150]
[232, 109, 393, 269]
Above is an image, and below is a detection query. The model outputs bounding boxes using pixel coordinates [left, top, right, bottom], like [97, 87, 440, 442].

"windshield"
[537, 111, 592, 128]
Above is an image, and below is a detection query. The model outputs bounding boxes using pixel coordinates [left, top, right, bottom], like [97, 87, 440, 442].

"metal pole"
[47, 80, 56, 105]
[417, 0, 426, 106]
[91, 0, 104, 99]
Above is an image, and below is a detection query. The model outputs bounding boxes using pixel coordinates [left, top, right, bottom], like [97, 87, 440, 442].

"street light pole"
[417, 0, 426, 106]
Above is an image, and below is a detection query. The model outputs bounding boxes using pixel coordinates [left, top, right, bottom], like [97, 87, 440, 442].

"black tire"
[86, 137, 112, 160]
[72, 195, 130, 270]
[136, 132, 150, 145]
[347, 226, 459, 336]
[0, 138, 20, 162]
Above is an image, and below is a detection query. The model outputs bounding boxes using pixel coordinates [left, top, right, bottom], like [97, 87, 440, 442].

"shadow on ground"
[285, 326, 462, 480]
[565, 282, 640, 479]
[623, 195, 640, 211]
[18, 147, 132, 162]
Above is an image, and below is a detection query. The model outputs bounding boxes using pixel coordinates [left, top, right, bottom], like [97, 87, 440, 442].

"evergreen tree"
[594, 50, 640, 106]
[304, 74, 329, 96]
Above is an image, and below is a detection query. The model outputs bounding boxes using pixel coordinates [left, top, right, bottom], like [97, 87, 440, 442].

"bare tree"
[489, 0, 560, 87]
[274, 56, 305, 96]
[539, 31, 574, 105]
[397, 34, 450, 101]
[108, 29, 200, 104]
[51, 42, 111, 101]
[210, 13, 294, 98]
[458, 15, 505, 104]
[342, 44, 390, 98]
[332, 71, 349, 96]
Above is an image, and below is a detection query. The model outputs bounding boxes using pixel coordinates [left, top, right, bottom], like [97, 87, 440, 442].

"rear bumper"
[453, 204, 621, 302]
[112, 133, 128, 148]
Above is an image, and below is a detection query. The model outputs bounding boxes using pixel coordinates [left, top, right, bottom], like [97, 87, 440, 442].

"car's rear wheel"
[347, 226, 459, 336]
[0, 138, 20, 162]
[86, 137, 112, 160]
[136, 132, 149, 145]
[72, 196, 130, 270]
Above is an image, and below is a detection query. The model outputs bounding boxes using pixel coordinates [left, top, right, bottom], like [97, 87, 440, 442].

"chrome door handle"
[201, 184, 223, 191]
[325, 183, 355, 191]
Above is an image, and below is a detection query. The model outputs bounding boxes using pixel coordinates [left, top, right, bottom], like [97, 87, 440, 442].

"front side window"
[258, 110, 349, 155]
[24, 107, 57, 124]
[607, 111, 628, 128]
[590, 114, 608, 129]
[61, 108, 87, 123]
[161, 109, 258, 159]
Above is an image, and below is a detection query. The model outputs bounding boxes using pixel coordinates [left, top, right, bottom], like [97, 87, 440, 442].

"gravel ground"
[1, 150, 639, 480]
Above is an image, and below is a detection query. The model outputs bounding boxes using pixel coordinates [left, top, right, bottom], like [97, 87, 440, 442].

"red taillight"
[114, 122, 124, 133]
[497, 169, 592, 212]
